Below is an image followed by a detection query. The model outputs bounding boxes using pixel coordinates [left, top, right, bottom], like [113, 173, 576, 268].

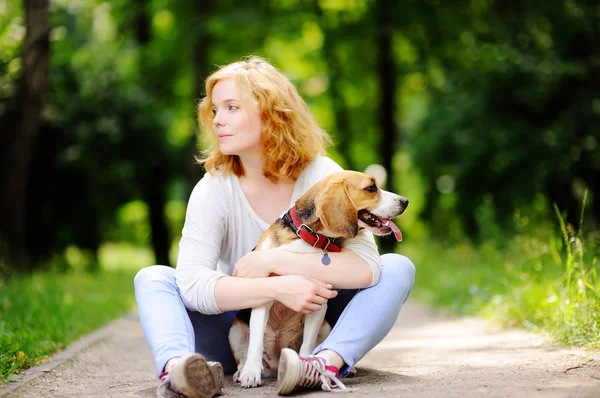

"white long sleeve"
[175, 156, 381, 314]
[175, 173, 230, 314]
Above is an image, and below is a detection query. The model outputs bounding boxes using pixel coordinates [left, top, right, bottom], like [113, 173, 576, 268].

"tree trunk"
[314, 2, 355, 170]
[376, 0, 398, 253]
[0, 0, 50, 269]
[144, 178, 171, 266]
[133, 0, 151, 45]
[132, 0, 172, 266]
[187, 1, 212, 197]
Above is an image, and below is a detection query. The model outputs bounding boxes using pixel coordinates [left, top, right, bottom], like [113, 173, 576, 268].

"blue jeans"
[134, 253, 415, 379]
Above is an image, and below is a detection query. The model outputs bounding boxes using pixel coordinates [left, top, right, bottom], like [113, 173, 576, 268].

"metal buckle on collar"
[312, 234, 333, 250]
[297, 223, 314, 238]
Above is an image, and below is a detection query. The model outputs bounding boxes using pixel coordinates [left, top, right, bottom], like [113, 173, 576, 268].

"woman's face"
[211, 78, 262, 159]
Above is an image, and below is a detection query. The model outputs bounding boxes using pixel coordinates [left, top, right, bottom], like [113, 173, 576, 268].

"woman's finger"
[304, 303, 322, 312]
[304, 276, 331, 288]
[311, 295, 328, 305]
[315, 286, 337, 299]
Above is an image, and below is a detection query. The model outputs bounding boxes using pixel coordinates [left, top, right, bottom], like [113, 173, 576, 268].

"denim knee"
[134, 265, 177, 293]
[381, 253, 415, 278]
[380, 253, 415, 299]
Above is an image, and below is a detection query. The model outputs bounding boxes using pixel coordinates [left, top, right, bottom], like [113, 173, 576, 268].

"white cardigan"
[175, 156, 381, 314]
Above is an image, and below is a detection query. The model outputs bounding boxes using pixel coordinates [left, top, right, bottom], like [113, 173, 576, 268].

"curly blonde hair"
[197, 56, 332, 182]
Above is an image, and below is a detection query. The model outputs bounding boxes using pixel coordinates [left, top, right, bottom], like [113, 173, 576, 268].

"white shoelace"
[300, 357, 348, 392]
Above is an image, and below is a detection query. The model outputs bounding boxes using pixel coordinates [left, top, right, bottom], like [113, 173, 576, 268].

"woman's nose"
[213, 111, 223, 127]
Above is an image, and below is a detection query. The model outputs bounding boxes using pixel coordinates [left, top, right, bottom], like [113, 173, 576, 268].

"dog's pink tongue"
[387, 220, 403, 242]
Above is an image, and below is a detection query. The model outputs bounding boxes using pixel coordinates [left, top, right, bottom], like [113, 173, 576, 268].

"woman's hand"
[272, 275, 338, 314]
[233, 250, 279, 278]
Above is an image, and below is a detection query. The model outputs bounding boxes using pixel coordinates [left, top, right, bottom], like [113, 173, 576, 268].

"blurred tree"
[376, 0, 398, 253]
[2, 0, 596, 271]
[0, 0, 49, 269]
[16, 0, 181, 270]
[130, 0, 172, 267]
[410, 0, 600, 239]
[187, 0, 211, 196]
[314, 0, 355, 171]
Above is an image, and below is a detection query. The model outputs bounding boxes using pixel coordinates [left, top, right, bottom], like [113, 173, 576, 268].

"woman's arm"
[270, 249, 373, 289]
[176, 174, 231, 315]
[234, 230, 382, 289]
[213, 274, 338, 314]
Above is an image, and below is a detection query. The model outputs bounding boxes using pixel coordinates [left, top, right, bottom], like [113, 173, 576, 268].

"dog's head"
[307, 170, 408, 240]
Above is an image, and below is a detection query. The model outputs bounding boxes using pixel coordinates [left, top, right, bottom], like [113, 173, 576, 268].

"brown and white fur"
[229, 170, 408, 388]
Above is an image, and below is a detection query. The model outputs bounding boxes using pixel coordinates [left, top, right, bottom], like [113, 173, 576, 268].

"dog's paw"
[232, 369, 241, 383]
[238, 364, 262, 388]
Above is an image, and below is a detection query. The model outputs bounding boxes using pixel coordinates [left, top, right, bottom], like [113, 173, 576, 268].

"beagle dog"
[229, 170, 408, 388]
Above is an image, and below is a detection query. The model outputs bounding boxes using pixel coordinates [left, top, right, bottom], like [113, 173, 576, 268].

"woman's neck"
[238, 153, 265, 181]
[239, 153, 293, 187]
[237, 154, 296, 224]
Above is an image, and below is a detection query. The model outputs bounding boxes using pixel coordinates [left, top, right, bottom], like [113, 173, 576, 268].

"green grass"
[0, 269, 137, 382]
[0, 243, 149, 382]
[401, 214, 600, 348]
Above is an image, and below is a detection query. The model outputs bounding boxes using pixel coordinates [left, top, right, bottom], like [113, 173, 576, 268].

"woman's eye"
[211, 108, 217, 115]
[365, 184, 377, 193]
[228, 104, 239, 111]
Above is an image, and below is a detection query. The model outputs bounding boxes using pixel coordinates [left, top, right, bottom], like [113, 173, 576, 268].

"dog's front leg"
[299, 303, 328, 357]
[238, 301, 273, 388]
[229, 318, 249, 383]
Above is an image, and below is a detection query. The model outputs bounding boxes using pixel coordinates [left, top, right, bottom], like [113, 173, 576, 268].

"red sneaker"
[277, 348, 348, 395]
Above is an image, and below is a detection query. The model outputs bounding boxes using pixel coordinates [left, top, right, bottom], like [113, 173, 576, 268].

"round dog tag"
[321, 253, 331, 265]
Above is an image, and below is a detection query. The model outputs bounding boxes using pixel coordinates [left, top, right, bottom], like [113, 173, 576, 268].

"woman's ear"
[316, 180, 358, 238]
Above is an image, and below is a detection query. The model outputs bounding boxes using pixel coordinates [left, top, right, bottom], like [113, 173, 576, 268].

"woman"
[134, 56, 415, 398]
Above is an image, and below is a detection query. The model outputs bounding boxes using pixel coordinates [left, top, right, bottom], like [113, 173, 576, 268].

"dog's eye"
[365, 184, 377, 193]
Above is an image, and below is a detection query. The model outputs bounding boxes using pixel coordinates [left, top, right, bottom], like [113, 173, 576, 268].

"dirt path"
[1, 301, 598, 397]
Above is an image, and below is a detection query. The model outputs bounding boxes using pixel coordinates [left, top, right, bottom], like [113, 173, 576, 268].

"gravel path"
[1, 301, 598, 397]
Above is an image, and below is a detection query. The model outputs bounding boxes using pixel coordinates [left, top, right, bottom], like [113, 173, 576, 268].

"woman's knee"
[380, 253, 416, 288]
[134, 265, 177, 292]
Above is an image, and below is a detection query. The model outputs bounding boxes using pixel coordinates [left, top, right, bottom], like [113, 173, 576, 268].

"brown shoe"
[156, 354, 224, 398]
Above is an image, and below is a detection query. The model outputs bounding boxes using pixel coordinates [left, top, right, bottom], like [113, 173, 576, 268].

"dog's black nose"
[400, 197, 409, 207]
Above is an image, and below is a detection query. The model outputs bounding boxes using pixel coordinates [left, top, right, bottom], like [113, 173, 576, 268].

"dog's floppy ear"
[316, 180, 358, 238]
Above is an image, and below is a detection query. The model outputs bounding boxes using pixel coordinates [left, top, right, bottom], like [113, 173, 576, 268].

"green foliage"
[403, 209, 600, 347]
[1, 0, 597, 269]
[409, 0, 600, 238]
[12, 1, 184, 264]
[1, 0, 598, 355]
[0, 0, 23, 125]
[0, 267, 136, 381]
[112, 200, 151, 245]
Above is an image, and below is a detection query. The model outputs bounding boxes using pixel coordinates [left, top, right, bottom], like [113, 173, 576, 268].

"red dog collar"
[282, 207, 342, 253]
